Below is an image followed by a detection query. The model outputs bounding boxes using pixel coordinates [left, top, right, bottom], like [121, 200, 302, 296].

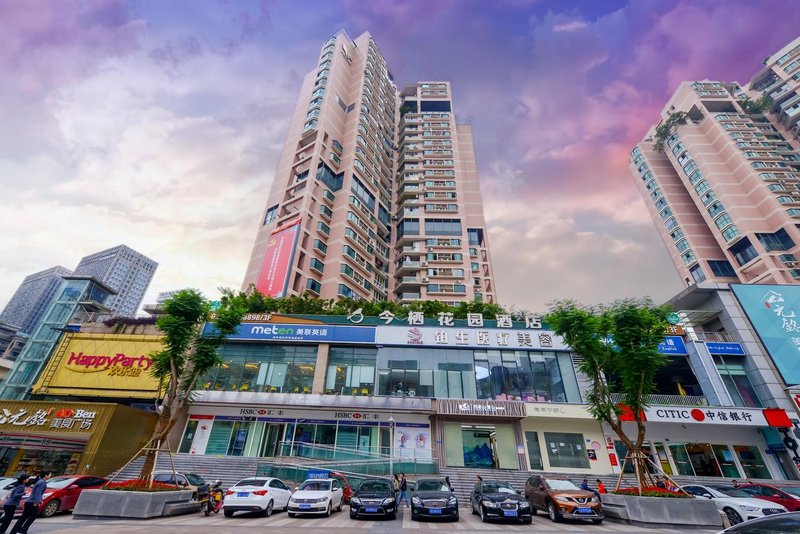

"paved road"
[26, 508, 718, 534]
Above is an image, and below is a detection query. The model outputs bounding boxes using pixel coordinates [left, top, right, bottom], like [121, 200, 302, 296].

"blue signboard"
[731, 284, 800, 386]
[706, 342, 746, 356]
[204, 323, 376, 344]
[306, 470, 330, 480]
[657, 336, 688, 355]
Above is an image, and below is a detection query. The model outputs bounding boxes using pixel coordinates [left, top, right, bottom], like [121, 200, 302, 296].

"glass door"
[686, 443, 720, 476]
[525, 432, 543, 470]
[654, 442, 673, 475]
[734, 446, 772, 479]
[712, 445, 741, 478]
[668, 443, 695, 476]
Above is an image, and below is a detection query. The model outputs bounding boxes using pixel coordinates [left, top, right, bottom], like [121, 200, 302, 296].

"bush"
[614, 486, 691, 498]
[102, 480, 181, 492]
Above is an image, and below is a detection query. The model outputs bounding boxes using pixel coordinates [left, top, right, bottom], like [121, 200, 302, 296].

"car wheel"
[350, 511, 357, 519]
[547, 501, 562, 523]
[522, 517, 532, 524]
[325, 502, 332, 517]
[452, 511, 459, 522]
[288, 512, 296, 518]
[591, 518, 603, 524]
[480, 505, 488, 523]
[264, 499, 273, 517]
[224, 509, 234, 518]
[471, 502, 478, 515]
[389, 512, 397, 520]
[724, 508, 743, 525]
[41, 500, 59, 518]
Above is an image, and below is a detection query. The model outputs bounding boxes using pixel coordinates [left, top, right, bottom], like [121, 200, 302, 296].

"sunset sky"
[2, 0, 799, 314]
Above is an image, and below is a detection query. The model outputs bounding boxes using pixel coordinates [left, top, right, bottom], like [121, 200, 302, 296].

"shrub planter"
[73, 489, 195, 519]
[602, 494, 722, 529]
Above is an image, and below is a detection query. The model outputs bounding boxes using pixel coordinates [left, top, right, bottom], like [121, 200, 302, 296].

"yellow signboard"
[32, 333, 163, 399]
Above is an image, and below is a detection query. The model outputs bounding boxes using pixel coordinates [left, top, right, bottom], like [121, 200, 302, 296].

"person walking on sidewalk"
[0, 475, 29, 534]
[10, 471, 50, 534]
[398, 473, 409, 508]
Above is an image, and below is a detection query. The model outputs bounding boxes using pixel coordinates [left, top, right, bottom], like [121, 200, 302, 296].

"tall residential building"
[629, 36, 800, 288]
[73, 245, 158, 316]
[242, 30, 496, 304]
[0, 266, 72, 335]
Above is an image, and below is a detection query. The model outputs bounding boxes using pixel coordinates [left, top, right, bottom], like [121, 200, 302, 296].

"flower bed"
[103, 480, 180, 492]
[614, 486, 691, 498]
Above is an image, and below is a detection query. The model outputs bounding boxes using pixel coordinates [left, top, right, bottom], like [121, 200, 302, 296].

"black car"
[721, 511, 800, 532]
[411, 478, 459, 521]
[471, 479, 532, 524]
[349, 478, 397, 520]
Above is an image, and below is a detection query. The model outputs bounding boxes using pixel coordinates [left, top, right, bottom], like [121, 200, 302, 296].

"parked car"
[152, 471, 207, 497]
[524, 474, 603, 524]
[223, 477, 291, 518]
[739, 484, 800, 512]
[681, 484, 787, 525]
[471, 479, 532, 524]
[20, 475, 108, 518]
[410, 477, 459, 521]
[0, 477, 20, 505]
[719, 511, 800, 532]
[349, 478, 397, 520]
[288, 478, 344, 517]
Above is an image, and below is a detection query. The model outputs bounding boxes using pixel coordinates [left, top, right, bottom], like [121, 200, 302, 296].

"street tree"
[545, 298, 671, 489]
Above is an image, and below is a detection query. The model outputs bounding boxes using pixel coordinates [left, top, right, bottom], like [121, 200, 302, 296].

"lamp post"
[388, 417, 395, 479]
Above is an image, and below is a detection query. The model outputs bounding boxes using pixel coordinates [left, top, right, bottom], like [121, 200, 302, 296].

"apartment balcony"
[397, 185, 420, 200]
[396, 276, 424, 289]
[610, 393, 709, 407]
[395, 261, 421, 275]
[397, 292, 421, 303]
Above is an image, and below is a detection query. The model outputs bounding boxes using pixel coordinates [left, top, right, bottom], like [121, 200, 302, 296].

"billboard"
[207, 323, 376, 344]
[31, 333, 163, 398]
[256, 219, 301, 297]
[731, 284, 800, 386]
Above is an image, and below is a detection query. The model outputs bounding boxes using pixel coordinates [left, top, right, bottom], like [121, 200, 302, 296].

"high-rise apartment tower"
[73, 245, 158, 315]
[0, 266, 72, 335]
[242, 31, 496, 304]
[630, 37, 800, 287]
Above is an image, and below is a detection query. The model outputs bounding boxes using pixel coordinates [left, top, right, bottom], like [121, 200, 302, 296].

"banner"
[256, 219, 301, 297]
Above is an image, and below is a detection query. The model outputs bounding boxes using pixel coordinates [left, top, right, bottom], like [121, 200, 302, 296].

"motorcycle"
[211, 486, 224, 514]
[197, 485, 213, 516]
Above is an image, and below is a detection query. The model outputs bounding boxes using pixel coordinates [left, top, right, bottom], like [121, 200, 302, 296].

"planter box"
[602, 494, 722, 528]
[73, 489, 195, 519]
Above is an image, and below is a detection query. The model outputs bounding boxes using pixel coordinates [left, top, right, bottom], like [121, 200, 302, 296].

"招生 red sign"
[256, 219, 301, 297]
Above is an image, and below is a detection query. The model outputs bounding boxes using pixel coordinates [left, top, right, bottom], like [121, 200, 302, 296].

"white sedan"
[681, 484, 787, 525]
[288, 478, 344, 517]
[223, 477, 292, 517]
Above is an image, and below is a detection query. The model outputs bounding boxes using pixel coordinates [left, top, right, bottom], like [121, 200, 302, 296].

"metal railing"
[611, 393, 708, 406]
[692, 331, 735, 342]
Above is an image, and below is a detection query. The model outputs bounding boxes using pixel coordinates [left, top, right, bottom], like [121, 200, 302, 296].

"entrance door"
[654, 442, 673, 475]
[712, 445, 741, 478]
[686, 443, 721, 476]
[259, 423, 285, 457]
[461, 425, 495, 468]
[668, 443, 695, 476]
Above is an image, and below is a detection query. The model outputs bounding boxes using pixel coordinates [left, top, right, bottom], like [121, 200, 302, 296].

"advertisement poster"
[256, 219, 301, 297]
[731, 284, 800, 385]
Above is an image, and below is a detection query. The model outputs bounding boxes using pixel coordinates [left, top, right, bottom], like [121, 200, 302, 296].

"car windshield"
[416, 480, 449, 492]
[546, 480, 579, 491]
[46, 477, 77, 489]
[234, 479, 267, 487]
[783, 487, 800, 498]
[299, 481, 331, 492]
[482, 483, 515, 494]
[358, 481, 391, 492]
[710, 485, 750, 498]
[185, 474, 206, 486]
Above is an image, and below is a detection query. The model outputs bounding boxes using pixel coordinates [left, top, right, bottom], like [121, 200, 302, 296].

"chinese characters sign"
[255, 218, 300, 297]
[731, 284, 800, 385]
[375, 326, 567, 350]
[0, 406, 97, 431]
[643, 406, 780, 427]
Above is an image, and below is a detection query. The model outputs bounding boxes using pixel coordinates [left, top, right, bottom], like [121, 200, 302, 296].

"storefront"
[433, 399, 526, 470]
[612, 405, 794, 480]
[0, 400, 156, 477]
[181, 392, 432, 462]
[522, 403, 612, 475]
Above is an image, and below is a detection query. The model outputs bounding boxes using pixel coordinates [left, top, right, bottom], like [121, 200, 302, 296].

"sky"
[1, 0, 798, 316]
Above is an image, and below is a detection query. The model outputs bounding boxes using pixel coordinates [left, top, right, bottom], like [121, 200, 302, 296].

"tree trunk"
[137, 409, 177, 485]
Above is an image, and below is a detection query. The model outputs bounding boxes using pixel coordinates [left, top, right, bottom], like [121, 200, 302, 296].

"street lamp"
[388, 417, 396, 479]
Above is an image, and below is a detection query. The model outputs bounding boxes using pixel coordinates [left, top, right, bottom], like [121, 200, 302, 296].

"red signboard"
[256, 219, 300, 297]
[763, 408, 793, 428]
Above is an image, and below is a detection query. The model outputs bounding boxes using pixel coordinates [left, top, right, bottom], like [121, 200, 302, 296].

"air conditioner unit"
[391, 215, 399, 220]
[422, 277, 429, 283]
[421, 261, 428, 267]
[426, 247, 433, 252]
[786, 261, 798, 267]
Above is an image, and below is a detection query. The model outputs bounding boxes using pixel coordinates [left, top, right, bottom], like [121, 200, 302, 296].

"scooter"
[211, 486, 224, 514]
[197, 485, 213, 516]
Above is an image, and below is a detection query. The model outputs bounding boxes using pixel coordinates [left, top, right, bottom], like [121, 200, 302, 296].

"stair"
[111, 453, 266, 490]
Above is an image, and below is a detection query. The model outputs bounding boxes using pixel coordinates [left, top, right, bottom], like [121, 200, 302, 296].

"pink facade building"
[242, 31, 496, 304]
[630, 37, 800, 287]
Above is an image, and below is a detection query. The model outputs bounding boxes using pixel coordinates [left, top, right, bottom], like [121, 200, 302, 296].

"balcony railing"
[611, 393, 708, 406]
[692, 331, 735, 342]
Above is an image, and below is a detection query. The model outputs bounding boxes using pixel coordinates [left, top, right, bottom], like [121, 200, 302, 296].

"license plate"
[503, 510, 518, 517]
[428, 508, 442, 514]
[299, 504, 311, 509]
[364, 507, 379, 513]
[237, 492, 248, 498]
[577, 507, 592, 514]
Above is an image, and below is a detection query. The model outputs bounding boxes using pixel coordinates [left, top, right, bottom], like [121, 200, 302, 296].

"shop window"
[205, 421, 233, 455]
[200, 344, 317, 394]
[473, 350, 579, 402]
[714, 356, 763, 407]
[179, 420, 199, 454]
[325, 347, 377, 395]
[651, 355, 703, 397]
[525, 431, 543, 470]
[376, 347, 476, 398]
[735, 445, 772, 479]
[543, 432, 590, 469]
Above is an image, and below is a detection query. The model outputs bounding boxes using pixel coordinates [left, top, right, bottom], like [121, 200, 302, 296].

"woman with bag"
[0, 475, 29, 534]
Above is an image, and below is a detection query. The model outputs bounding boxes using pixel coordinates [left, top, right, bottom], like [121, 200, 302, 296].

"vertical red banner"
[255, 219, 301, 297]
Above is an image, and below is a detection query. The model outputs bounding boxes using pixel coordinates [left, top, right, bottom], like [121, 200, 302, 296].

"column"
[312, 343, 330, 394]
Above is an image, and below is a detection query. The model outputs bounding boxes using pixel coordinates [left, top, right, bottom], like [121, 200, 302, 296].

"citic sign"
[65, 352, 153, 378]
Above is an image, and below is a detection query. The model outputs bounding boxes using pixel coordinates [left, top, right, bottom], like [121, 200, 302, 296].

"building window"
[351, 176, 376, 211]
[473, 350, 580, 403]
[316, 162, 344, 191]
[425, 219, 462, 236]
[312, 239, 327, 254]
[729, 237, 758, 267]
[689, 264, 705, 283]
[200, 344, 317, 394]
[468, 228, 484, 246]
[309, 258, 324, 274]
[263, 205, 279, 225]
[325, 347, 376, 395]
[708, 260, 737, 277]
[756, 228, 796, 251]
[543, 432, 590, 469]
[398, 218, 420, 237]
[306, 278, 321, 294]
[722, 225, 741, 242]
[714, 356, 762, 408]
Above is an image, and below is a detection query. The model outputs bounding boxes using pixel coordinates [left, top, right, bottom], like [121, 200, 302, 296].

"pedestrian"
[392, 473, 400, 493]
[580, 478, 591, 491]
[476, 475, 483, 482]
[10, 470, 50, 534]
[655, 476, 666, 489]
[0, 475, 28, 534]
[398, 473, 409, 508]
[445, 476, 454, 492]
[596, 479, 607, 494]
[731, 479, 740, 488]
